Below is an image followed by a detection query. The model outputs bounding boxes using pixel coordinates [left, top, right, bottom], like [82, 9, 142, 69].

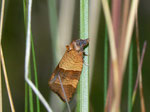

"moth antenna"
[58, 75, 71, 112]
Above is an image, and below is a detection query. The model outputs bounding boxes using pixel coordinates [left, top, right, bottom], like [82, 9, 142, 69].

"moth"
[49, 38, 89, 102]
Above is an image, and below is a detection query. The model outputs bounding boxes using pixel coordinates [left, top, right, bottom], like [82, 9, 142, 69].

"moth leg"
[83, 52, 89, 66]
[83, 51, 88, 56]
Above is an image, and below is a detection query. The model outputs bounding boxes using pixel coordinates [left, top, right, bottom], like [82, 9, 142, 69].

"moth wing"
[49, 50, 83, 101]
[49, 66, 81, 102]
[59, 50, 83, 71]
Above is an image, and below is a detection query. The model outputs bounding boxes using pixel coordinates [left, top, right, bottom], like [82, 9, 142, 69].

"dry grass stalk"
[0, 0, 6, 111]
[0, 63, 1, 112]
[0, 48, 15, 112]
[57, 0, 75, 58]
[121, 0, 139, 75]
[89, 0, 101, 91]
[109, 0, 122, 111]
[24, 0, 52, 111]
[50, 0, 75, 111]
[134, 14, 146, 112]
[0, 0, 15, 112]
[132, 41, 147, 112]
[119, 0, 130, 67]
[105, 68, 113, 112]
[112, 0, 121, 48]
[102, 0, 140, 111]
[101, 0, 120, 111]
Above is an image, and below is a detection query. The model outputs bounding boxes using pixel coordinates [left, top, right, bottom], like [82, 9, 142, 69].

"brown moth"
[49, 38, 89, 102]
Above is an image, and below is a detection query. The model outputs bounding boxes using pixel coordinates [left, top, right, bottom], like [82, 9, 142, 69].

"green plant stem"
[23, 1, 29, 112]
[29, 65, 34, 112]
[48, 0, 58, 65]
[104, 28, 108, 107]
[23, 0, 40, 111]
[31, 37, 40, 112]
[128, 42, 133, 112]
[104, 0, 109, 108]
[25, 82, 28, 112]
[77, 0, 89, 111]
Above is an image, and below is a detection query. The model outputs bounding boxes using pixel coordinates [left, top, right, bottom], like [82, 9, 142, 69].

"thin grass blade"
[31, 37, 40, 112]
[25, 82, 28, 112]
[0, 0, 6, 111]
[24, 0, 52, 111]
[28, 64, 34, 112]
[132, 41, 147, 112]
[128, 42, 133, 112]
[77, 0, 89, 111]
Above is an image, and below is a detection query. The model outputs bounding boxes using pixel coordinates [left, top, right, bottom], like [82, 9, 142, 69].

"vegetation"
[0, 0, 149, 112]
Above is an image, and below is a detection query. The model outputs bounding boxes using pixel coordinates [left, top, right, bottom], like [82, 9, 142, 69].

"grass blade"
[24, 0, 52, 111]
[104, 0, 110, 108]
[23, 0, 40, 111]
[121, 0, 139, 74]
[119, 0, 130, 65]
[25, 82, 28, 112]
[101, 0, 120, 111]
[48, 0, 58, 65]
[0, 0, 16, 112]
[104, 28, 108, 108]
[48, 1, 63, 111]
[31, 37, 40, 112]
[0, 0, 5, 41]
[77, 0, 89, 111]
[48, 0, 75, 111]
[29, 65, 34, 112]
[0, 0, 6, 111]
[132, 41, 147, 112]
[89, 1, 101, 91]
[0, 48, 15, 112]
[135, 14, 146, 112]
[0, 64, 1, 112]
[128, 42, 133, 112]
[0, 0, 15, 111]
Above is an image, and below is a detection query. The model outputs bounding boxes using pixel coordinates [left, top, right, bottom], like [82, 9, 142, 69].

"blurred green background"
[1, 0, 150, 112]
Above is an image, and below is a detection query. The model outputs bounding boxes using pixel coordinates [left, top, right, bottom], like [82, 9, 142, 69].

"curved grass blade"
[24, 0, 53, 111]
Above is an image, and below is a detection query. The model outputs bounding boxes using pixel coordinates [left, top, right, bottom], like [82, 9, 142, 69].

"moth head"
[66, 38, 89, 52]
